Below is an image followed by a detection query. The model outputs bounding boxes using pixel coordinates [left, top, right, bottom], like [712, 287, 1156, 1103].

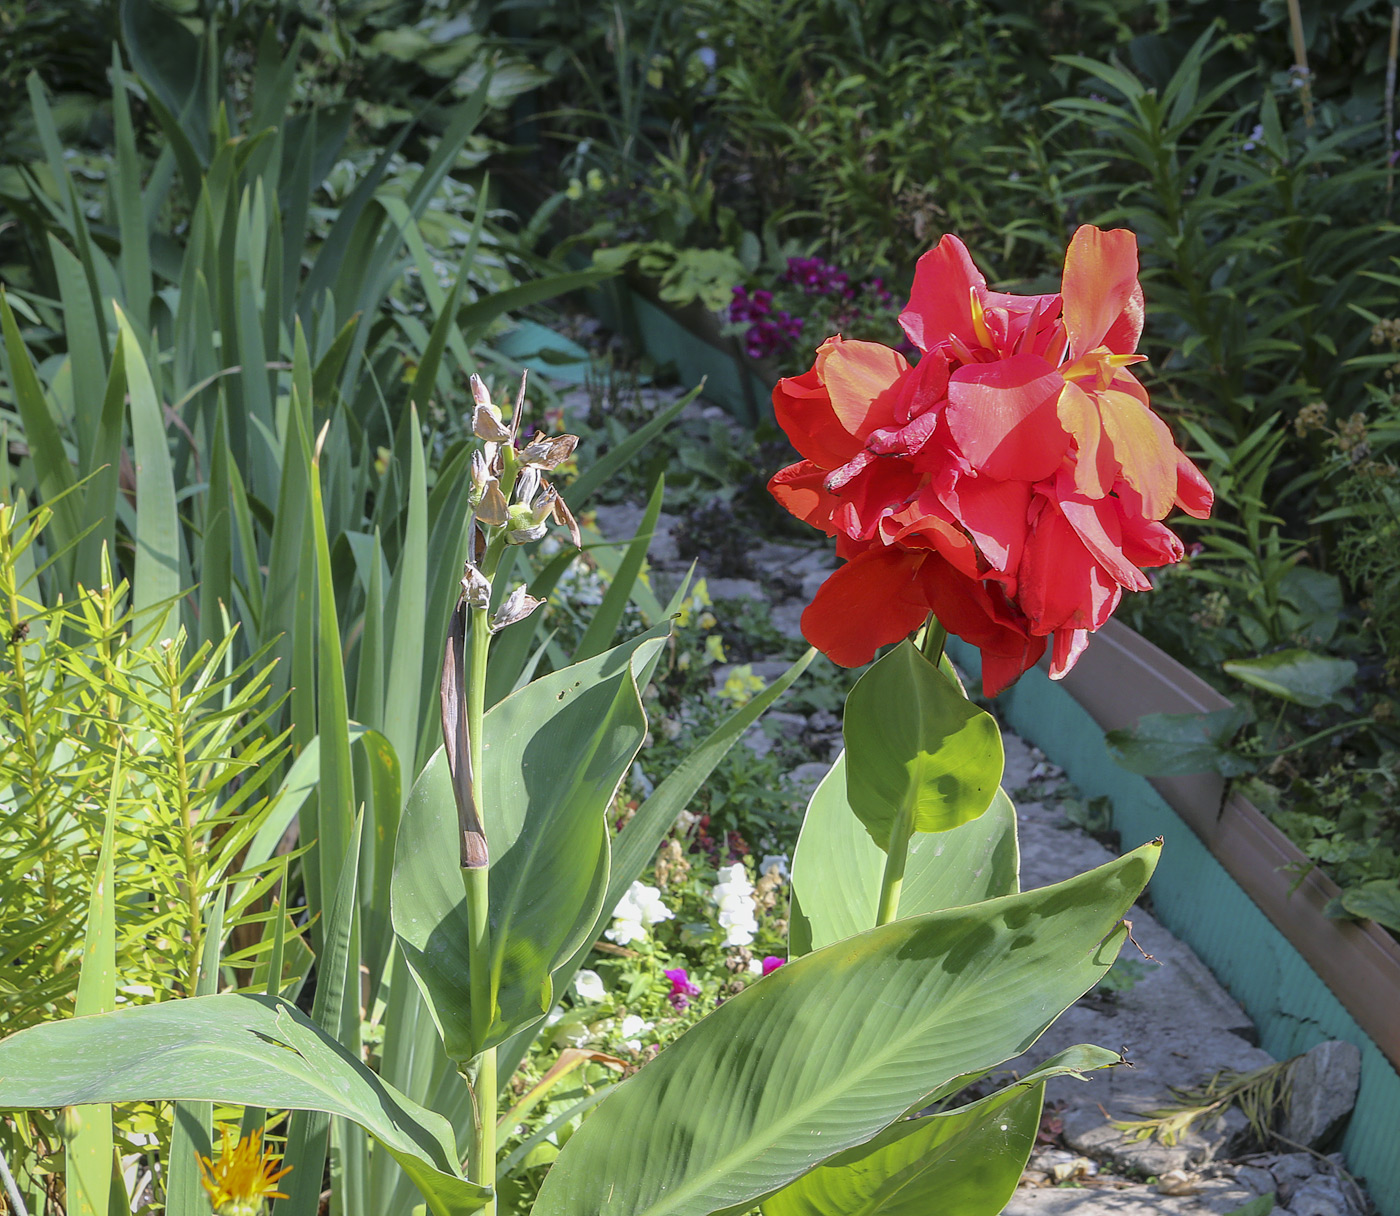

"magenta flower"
[761, 956, 785, 976]
[664, 968, 701, 1011]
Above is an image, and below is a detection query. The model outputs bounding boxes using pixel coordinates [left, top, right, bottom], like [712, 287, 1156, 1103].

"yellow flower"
[704, 634, 727, 665]
[197, 1127, 292, 1216]
[697, 610, 717, 631]
[719, 664, 765, 706]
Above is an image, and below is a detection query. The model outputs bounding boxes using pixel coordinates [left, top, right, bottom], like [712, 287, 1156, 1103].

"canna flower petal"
[773, 337, 907, 468]
[899, 234, 986, 353]
[767, 461, 839, 534]
[1062, 225, 1144, 358]
[946, 354, 1070, 482]
[800, 546, 932, 668]
[1094, 387, 1179, 519]
[1174, 452, 1215, 519]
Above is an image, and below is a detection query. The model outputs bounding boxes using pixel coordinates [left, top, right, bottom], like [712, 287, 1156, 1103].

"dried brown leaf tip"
[441, 571, 488, 869]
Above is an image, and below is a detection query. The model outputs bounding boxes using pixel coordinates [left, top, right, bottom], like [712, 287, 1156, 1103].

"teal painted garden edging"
[946, 629, 1400, 1214]
[585, 278, 772, 426]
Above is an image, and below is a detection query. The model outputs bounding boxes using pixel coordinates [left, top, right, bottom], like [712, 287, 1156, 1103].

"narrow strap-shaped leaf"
[115, 306, 182, 634]
[0, 292, 84, 562]
[46, 235, 105, 472]
[572, 475, 664, 662]
[383, 407, 428, 789]
[275, 811, 364, 1216]
[165, 885, 225, 1216]
[110, 49, 151, 335]
[408, 193, 487, 416]
[65, 754, 123, 1216]
[567, 382, 702, 507]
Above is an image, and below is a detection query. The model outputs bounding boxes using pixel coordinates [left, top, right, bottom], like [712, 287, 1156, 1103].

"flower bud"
[56, 1106, 83, 1141]
[515, 466, 542, 506]
[461, 561, 491, 609]
[505, 504, 549, 544]
[491, 584, 545, 631]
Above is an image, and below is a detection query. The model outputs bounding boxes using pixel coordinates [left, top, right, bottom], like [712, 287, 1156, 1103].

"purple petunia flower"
[664, 967, 702, 1011]
[761, 956, 785, 976]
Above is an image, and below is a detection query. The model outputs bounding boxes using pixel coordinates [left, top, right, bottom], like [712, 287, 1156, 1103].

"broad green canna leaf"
[843, 640, 1004, 848]
[762, 1045, 1122, 1216]
[0, 994, 489, 1216]
[533, 842, 1159, 1216]
[789, 753, 1019, 956]
[392, 630, 666, 1063]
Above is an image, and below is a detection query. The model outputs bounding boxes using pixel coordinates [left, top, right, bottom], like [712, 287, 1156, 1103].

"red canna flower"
[769, 225, 1213, 696]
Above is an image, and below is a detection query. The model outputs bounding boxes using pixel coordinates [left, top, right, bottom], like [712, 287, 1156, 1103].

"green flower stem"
[463, 601, 496, 1211]
[876, 617, 950, 927]
[921, 619, 948, 667]
[875, 795, 914, 927]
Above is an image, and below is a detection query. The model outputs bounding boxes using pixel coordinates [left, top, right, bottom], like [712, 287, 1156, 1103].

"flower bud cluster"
[469, 372, 582, 553]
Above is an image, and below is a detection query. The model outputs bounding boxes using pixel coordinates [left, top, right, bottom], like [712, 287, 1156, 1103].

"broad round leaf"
[843, 640, 1003, 848]
[789, 752, 1019, 956]
[533, 842, 1159, 1216]
[1223, 649, 1357, 708]
[393, 632, 663, 1063]
[763, 1046, 1121, 1216]
[1106, 704, 1255, 777]
[0, 994, 488, 1216]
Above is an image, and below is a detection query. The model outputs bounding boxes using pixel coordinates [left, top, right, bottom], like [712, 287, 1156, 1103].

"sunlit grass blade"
[572, 475, 663, 661]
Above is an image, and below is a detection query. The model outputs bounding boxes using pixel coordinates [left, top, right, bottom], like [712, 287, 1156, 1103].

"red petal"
[769, 461, 839, 534]
[830, 457, 923, 542]
[946, 354, 1070, 481]
[773, 361, 858, 469]
[939, 474, 1033, 576]
[1118, 505, 1185, 569]
[1062, 226, 1142, 358]
[1049, 628, 1091, 680]
[1053, 484, 1153, 592]
[801, 548, 931, 667]
[1174, 452, 1214, 519]
[899, 235, 986, 353]
[1019, 506, 1123, 632]
[915, 556, 1046, 696]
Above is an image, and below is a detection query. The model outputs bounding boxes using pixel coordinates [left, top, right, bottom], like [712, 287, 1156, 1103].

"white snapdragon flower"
[573, 969, 606, 1003]
[747, 958, 764, 976]
[711, 863, 758, 948]
[605, 881, 674, 945]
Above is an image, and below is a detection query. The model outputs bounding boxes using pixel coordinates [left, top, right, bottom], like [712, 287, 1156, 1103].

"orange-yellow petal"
[1062, 225, 1143, 358]
[1095, 388, 1178, 519]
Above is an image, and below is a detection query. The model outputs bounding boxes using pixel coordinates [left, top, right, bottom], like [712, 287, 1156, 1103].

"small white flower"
[574, 969, 606, 1003]
[619, 1014, 653, 1039]
[747, 958, 763, 976]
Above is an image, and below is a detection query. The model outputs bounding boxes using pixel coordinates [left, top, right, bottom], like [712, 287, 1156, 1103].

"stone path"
[579, 386, 1374, 1216]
